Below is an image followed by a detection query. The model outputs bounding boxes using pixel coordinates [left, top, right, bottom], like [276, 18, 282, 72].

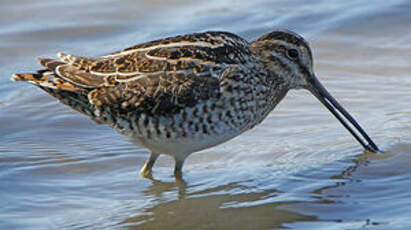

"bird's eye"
[287, 49, 299, 59]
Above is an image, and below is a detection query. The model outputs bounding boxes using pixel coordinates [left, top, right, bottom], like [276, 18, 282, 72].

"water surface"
[1, 0, 411, 229]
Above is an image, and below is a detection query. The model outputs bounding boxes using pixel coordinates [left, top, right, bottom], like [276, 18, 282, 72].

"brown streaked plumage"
[12, 30, 379, 178]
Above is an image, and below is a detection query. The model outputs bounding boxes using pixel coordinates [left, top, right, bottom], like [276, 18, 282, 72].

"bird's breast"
[108, 95, 267, 155]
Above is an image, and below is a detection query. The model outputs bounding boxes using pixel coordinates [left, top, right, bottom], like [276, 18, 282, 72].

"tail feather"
[14, 54, 104, 90]
[11, 53, 108, 124]
[11, 71, 82, 91]
[12, 70, 103, 123]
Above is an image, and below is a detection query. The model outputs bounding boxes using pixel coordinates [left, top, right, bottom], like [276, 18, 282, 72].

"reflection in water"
[144, 176, 188, 200]
[283, 148, 409, 229]
[310, 152, 372, 201]
[115, 146, 411, 229]
[124, 182, 314, 230]
[117, 151, 388, 229]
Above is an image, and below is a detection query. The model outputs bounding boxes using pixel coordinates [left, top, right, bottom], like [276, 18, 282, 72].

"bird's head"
[252, 29, 380, 153]
[251, 29, 314, 90]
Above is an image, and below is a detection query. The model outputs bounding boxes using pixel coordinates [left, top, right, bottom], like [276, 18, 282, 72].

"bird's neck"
[247, 45, 292, 125]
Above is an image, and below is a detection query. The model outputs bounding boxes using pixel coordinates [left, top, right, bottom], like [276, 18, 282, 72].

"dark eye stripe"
[267, 54, 293, 75]
[266, 43, 300, 60]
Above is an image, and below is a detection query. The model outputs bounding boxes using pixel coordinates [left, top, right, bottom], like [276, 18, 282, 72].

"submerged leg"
[140, 152, 160, 177]
[174, 157, 186, 179]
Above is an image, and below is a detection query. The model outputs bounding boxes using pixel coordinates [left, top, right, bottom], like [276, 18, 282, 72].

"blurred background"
[1, 0, 411, 229]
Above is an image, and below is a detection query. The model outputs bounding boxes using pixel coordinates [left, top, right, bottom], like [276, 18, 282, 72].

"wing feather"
[13, 31, 254, 118]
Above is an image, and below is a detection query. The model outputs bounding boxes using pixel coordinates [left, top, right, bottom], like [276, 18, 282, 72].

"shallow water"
[1, 0, 411, 229]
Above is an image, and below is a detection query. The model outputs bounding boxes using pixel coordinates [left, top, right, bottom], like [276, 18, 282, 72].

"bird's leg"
[174, 157, 185, 179]
[140, 152, 159, 177]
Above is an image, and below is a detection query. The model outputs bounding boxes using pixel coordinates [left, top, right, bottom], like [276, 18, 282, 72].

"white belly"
[128, 127, 242, 157]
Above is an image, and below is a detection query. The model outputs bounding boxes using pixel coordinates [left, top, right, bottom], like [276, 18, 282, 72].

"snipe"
[12, 30, 379, 177]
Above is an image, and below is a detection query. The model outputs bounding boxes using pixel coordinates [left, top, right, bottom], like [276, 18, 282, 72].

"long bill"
[307, 76, 380, 153]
